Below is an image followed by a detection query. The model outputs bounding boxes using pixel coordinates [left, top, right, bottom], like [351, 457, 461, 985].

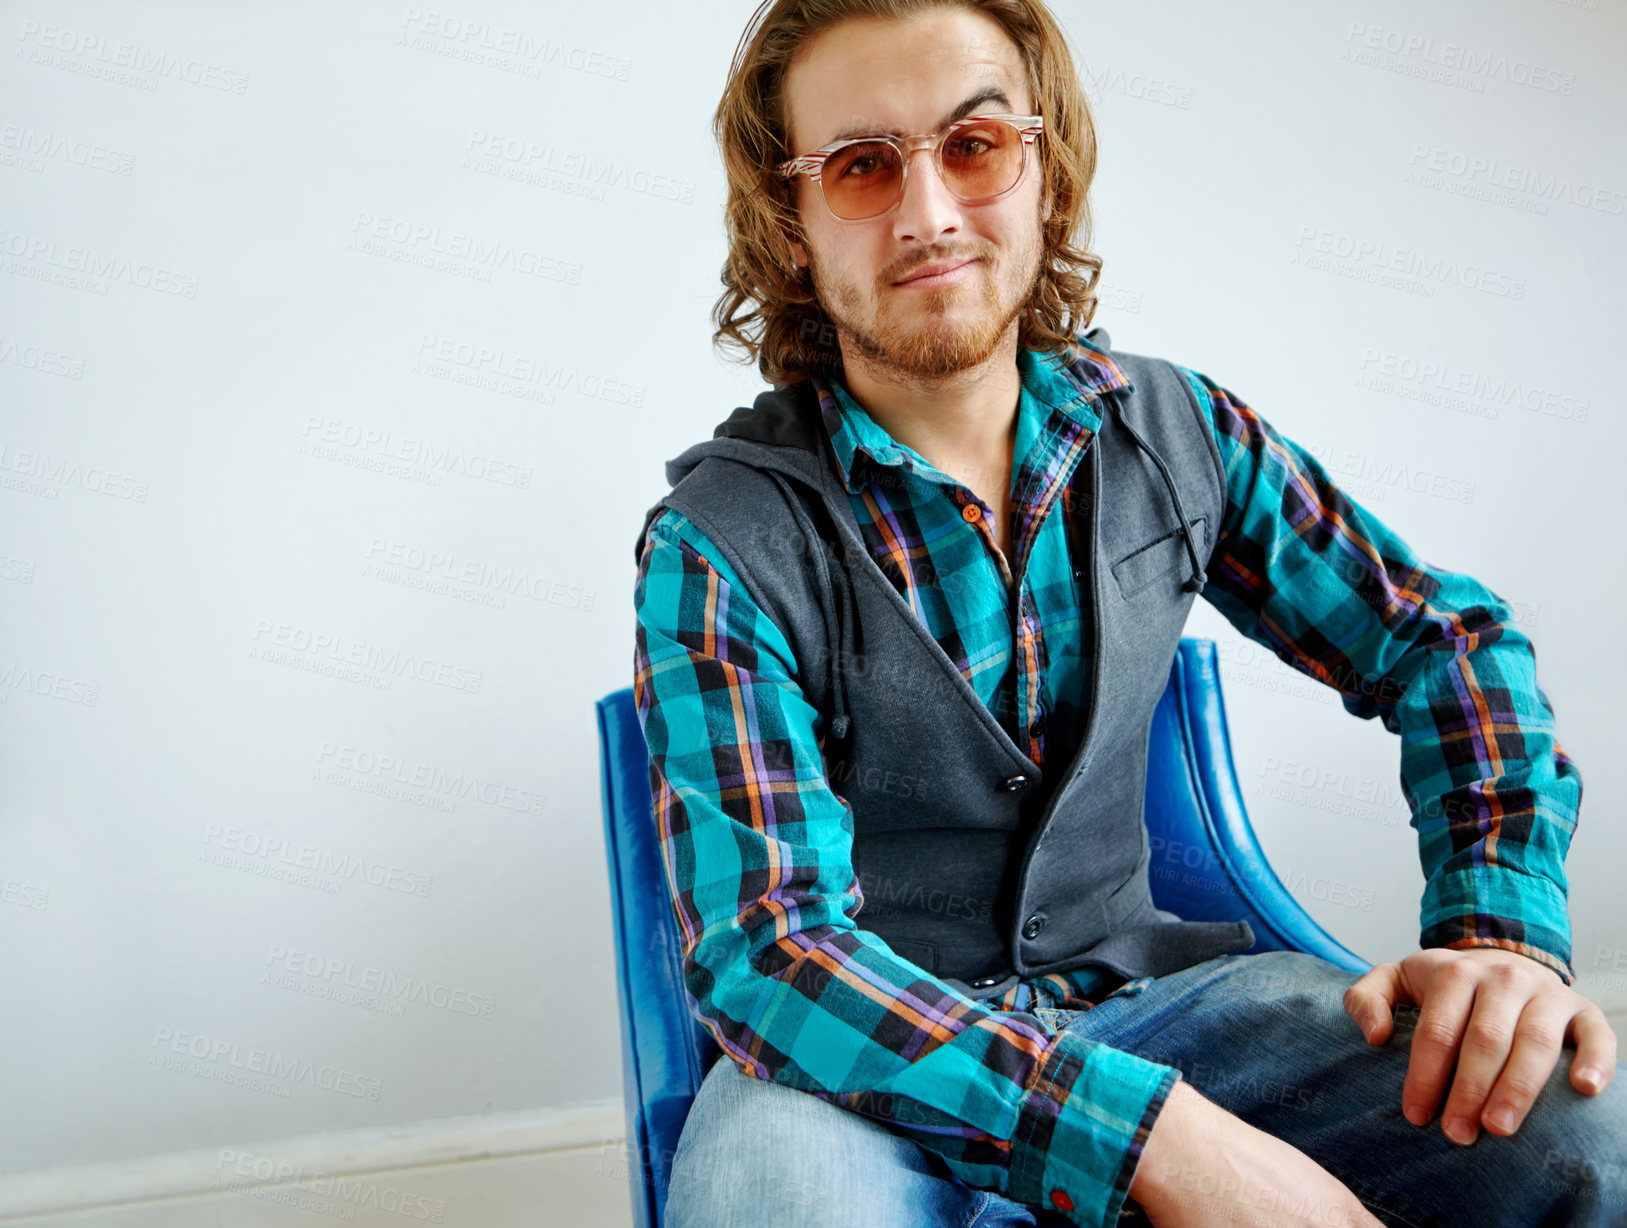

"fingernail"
[1445, 1117, 1477, 1145]
[1404, 1104, 1426, 1126]
[1580, 1068, 1603, 1092]
[1485, 1105, 1515, 1132]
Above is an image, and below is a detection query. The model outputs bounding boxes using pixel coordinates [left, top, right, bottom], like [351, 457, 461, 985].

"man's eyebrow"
[824, 84, 1015, 145]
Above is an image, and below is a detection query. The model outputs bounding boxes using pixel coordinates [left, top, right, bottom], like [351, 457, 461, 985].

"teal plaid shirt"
[631, 336, 1581, 1226]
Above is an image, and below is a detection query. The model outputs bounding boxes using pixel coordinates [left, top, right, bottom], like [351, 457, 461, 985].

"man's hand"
[1342, 947, 1617, 1145]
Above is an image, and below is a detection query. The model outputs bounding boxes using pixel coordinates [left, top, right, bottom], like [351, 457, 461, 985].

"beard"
[804, 212, 1045, 385]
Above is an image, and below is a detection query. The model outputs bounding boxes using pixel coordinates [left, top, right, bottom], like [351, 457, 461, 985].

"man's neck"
[836, 332, 1023, 497]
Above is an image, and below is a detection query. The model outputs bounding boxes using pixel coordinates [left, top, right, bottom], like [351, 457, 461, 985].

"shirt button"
[1023, 914, 1046, 940]
[961, 503, 982, 523]
[1029, 717, 1045, 738]
[998, 774, 1029, 791]
[1050, 1189, 1074, 1212]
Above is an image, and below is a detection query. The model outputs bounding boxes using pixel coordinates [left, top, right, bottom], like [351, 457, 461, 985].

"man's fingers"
[1567, 1005, 1620, 1095]
[1473, 997, 1570, 1138]
[1400, 962, 1478, 1131]
[1435, 975, 1529, 1145]
[1343, 962, 1401, 1045]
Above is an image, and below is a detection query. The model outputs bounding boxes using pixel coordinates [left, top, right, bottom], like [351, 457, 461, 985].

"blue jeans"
[663, 950, 1627, 1227]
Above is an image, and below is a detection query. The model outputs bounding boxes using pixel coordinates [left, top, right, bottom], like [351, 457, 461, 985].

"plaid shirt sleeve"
[1181, 367, 1582, 985]
[633, 506, 1179, 1227]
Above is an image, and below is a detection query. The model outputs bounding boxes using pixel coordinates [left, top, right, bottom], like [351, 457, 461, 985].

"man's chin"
[820, 287, 1018, 378]
[894, 312, 1008, 364]
[875, 332, 1003, 379]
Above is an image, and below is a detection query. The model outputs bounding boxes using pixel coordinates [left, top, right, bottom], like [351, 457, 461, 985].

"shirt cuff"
[1010, 1027, 1182, 1227]
[1419, 867, 1575, 986]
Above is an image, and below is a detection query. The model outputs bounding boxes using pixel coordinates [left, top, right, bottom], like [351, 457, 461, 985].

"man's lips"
[893, 257, 979, 287]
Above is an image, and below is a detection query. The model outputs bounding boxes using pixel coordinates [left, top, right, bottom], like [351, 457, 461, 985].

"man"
[630, 2, 1624, 1225]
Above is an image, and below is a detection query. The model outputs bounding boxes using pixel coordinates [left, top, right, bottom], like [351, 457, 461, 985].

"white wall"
[1, 0, 1621, 1201]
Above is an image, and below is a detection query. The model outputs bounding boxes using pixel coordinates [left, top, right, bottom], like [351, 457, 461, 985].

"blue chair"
[595, 636, 1373, 1228]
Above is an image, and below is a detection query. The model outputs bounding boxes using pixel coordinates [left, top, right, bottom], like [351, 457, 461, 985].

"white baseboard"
[0, 1100, 626, 1222]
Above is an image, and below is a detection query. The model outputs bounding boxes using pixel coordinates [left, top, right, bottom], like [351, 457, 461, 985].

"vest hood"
[657, 330, 1207, 595]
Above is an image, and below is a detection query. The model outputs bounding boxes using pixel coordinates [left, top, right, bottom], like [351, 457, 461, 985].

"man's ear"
[788, 238, 809, 268]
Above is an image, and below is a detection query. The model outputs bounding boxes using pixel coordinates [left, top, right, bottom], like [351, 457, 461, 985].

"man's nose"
[891, 145, 962, 246]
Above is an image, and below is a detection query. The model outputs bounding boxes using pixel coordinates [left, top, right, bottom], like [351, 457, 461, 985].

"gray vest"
[635, 330, 1254, 1003]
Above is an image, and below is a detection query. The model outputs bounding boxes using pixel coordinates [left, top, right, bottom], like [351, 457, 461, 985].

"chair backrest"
[597, 676, 719, 1228]
[596, 636, 1370, 1228]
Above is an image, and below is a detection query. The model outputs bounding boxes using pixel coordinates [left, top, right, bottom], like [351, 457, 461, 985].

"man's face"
[782, 8, 1050, 382]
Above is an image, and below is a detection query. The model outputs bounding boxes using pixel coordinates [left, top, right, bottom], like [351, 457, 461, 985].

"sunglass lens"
[822, 140, 904, 220]
[943, 120, 1023, 200]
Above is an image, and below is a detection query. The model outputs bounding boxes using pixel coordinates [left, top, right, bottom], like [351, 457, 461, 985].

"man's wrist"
[1437, 939, 1574, 987]
[1126, 1077, 1202, 1212]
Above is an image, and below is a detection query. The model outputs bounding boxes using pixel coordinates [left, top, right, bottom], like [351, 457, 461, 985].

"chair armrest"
[1145, 640, 1373, 977]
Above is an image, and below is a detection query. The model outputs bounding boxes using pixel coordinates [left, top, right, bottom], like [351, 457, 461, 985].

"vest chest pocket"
[883, 937, 938, 975]
[1110, 516, 1208, 599]
[1102, 865, 1154, 929]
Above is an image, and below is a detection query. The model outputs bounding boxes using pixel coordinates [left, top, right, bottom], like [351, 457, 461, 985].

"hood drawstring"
[1105, 395, 1207, 594]
[829, 557, 854, 746]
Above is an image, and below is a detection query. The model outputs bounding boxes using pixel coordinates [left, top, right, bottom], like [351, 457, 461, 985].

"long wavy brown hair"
[711, 0, 1102, 389]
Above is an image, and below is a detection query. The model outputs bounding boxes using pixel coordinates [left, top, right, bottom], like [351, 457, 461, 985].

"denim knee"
[663, 1055, 992, 1228]
[1513, 1058, 1627, 1226]
[664, 1058, 826, 1227]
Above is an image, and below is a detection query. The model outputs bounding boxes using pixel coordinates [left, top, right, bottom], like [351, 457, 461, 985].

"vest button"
[1072, 568, 1084, 582]
[1028, 717, 1045, 738]
[970, 975, 1001, 988]
[1022, 914, 1046, 940]
[998, 774, 1029, 791]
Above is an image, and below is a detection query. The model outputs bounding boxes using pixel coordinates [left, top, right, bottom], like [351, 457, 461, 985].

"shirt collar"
[809, 337, 1132, 496]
